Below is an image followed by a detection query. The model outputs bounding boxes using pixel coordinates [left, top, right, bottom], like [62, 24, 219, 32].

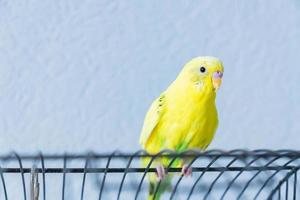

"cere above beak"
[212, 71, 223, 90]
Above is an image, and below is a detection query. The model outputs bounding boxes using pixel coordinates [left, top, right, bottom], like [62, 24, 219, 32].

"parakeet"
[139, 56, 224, 200]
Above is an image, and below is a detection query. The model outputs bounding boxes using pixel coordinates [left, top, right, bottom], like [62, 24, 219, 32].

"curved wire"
[267, 167, 299, 200]
[80, 152, 94, 200]
[117, 150, 145, 200]
[0, 166, 8, 200]
[171, 149, 251, 200]
[254, 157, 300, 199]
[187, 154, 223, 200]
[14, 152, 27, 200]
[235, 153, 286, 199]
[98, 151, 120, 200]
[203, 154, 241, 199]
[206, 149, 260, 199]
[169, 149, 207, 200]
[220, 155, 267, 200]
[61, 154, 67, 200]
[238, 165, 279, 198]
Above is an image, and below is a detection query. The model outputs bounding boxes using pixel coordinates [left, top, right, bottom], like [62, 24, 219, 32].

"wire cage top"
[0, 149, 299, 200]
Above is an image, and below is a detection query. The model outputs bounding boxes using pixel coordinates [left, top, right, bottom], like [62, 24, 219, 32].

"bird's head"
[178, 56, 224, 93]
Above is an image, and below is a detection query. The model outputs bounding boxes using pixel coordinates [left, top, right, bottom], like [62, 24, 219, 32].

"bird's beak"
[212, 71, 223, 90]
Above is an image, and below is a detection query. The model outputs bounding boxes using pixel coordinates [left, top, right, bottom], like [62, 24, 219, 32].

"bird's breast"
[159, 95, 218, 151]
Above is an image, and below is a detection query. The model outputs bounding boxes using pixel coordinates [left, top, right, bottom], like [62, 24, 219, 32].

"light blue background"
[0, 0, 300, 153]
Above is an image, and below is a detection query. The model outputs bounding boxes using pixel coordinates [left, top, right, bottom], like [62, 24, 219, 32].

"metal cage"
[0, 150, 299, 200]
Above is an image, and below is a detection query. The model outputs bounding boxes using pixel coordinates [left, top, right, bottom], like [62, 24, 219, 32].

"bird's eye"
[200, 66, 206, 73]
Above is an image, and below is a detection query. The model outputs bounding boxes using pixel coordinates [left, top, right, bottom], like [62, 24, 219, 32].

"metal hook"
[30, 166, 39, 200]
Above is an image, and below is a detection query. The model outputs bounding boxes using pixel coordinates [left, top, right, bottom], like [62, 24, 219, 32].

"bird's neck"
[167, 79, 216, 105]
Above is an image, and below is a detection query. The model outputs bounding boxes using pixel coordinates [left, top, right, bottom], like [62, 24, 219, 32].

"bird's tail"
[147, 175, 172, 200]
[142, 157, 175, 200]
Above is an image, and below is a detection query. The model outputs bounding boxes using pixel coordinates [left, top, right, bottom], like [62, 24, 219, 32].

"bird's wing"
[139, 94, 166, 147]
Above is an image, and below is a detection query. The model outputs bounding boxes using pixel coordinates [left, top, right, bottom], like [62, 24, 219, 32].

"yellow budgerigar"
[139, 56, 224, 200]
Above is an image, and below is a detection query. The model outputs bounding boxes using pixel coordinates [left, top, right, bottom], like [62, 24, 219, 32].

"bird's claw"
[181, 164, 192, 177]
[155, 164, 167, 181]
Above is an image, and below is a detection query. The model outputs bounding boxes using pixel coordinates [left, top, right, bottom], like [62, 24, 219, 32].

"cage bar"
[0, 150, 299, 199]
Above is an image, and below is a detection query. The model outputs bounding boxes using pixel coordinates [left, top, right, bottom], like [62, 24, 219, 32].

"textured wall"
[0, 0, 300, 154]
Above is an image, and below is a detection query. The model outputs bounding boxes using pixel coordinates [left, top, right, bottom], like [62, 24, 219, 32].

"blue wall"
[0, 0, 300, 153]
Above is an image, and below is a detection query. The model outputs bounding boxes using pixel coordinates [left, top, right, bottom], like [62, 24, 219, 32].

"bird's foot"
[155, 164, 167, 181]
[181, 164, 192, 177]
